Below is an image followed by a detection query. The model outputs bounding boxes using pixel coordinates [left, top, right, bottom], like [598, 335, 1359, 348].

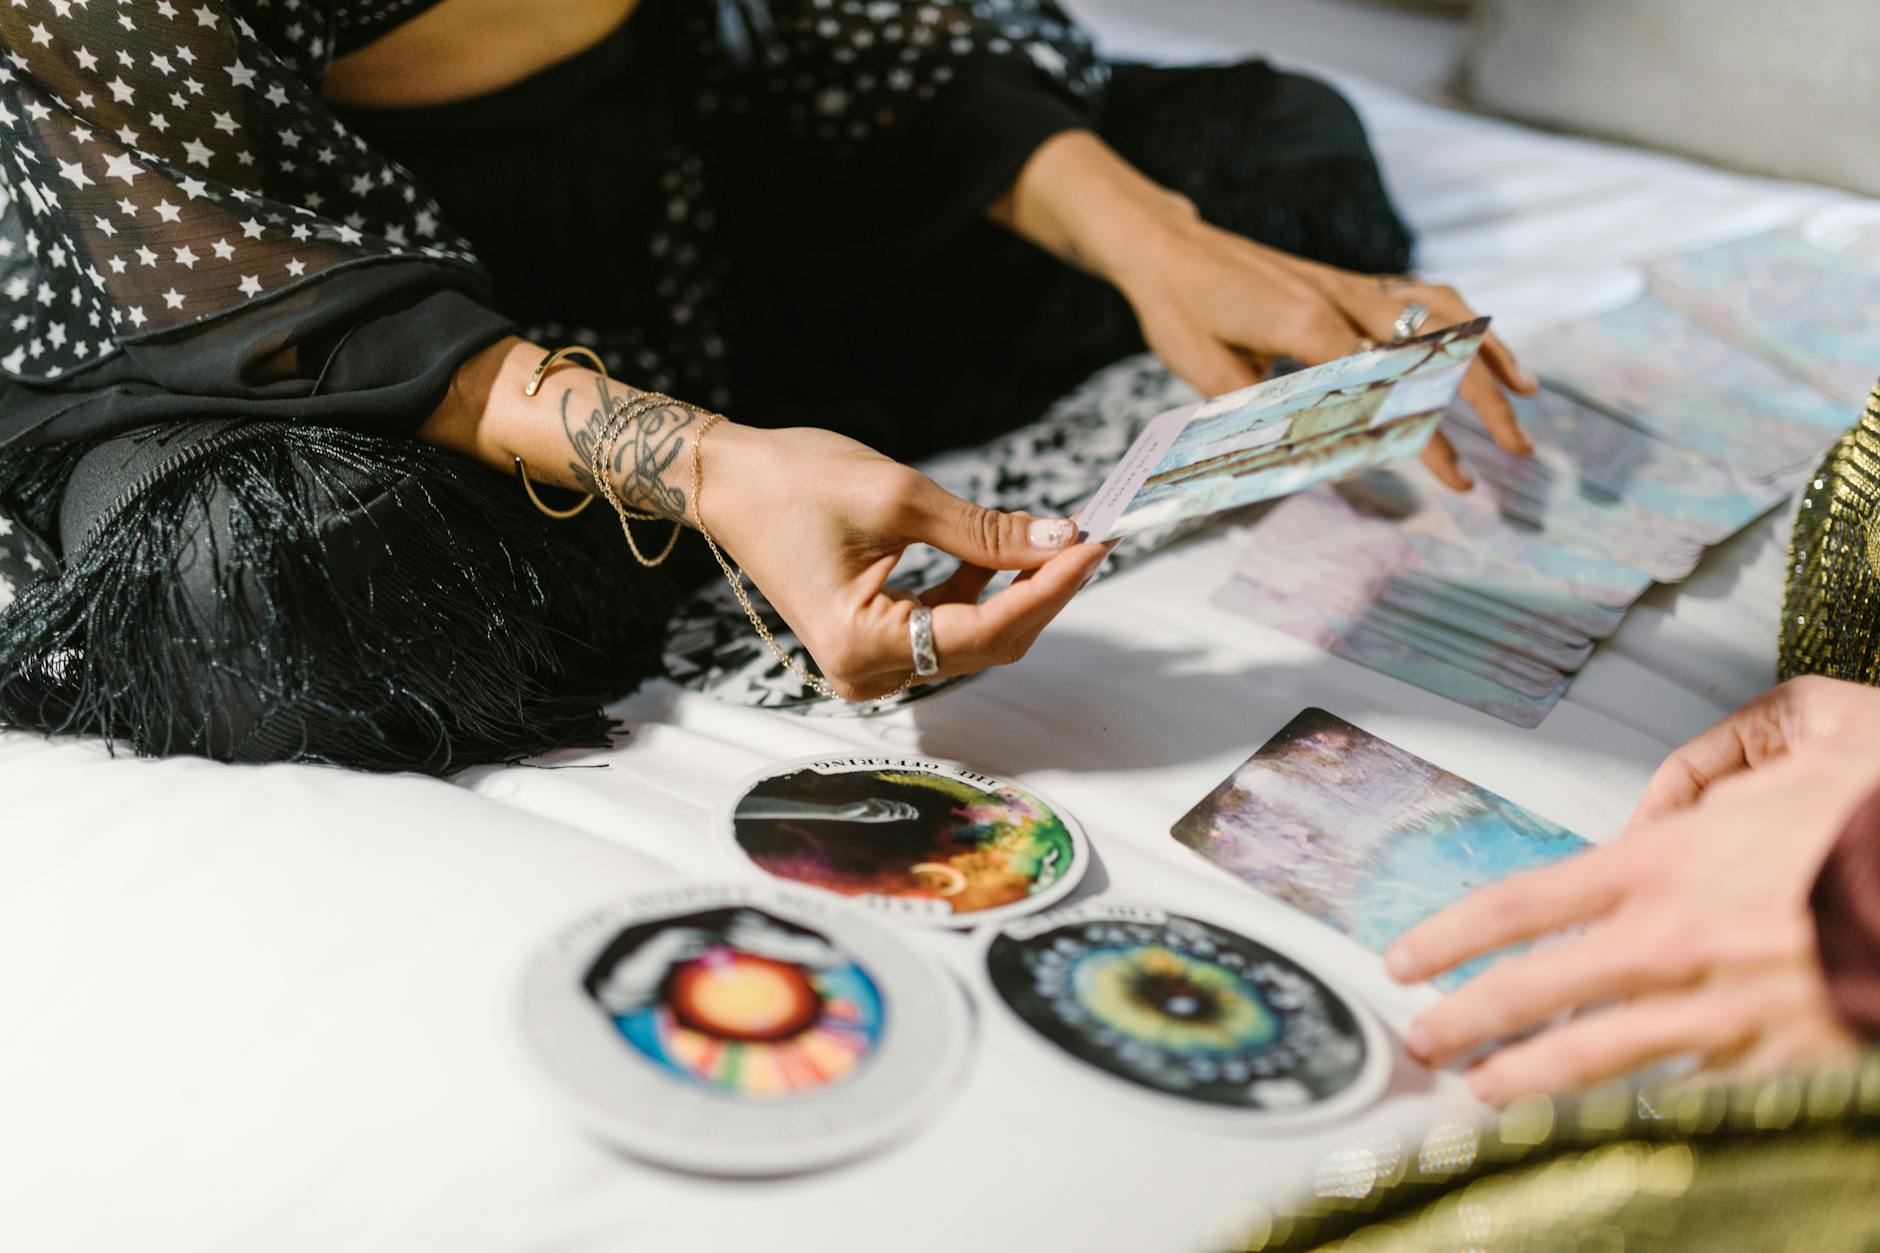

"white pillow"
[1464, 0, 1880, 197]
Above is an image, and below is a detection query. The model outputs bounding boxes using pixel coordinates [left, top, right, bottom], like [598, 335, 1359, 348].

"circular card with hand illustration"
[977, 902, 1388, 1131]
[519, 883, 968, 1175]
[719, 756, 1090, 929]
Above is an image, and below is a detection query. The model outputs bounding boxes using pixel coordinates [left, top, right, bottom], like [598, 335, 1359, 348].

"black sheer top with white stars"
[0, 0, 1103, 450]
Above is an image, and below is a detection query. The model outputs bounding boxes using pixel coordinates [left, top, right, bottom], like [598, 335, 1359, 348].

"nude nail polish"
[1029, 518, 1075, 549]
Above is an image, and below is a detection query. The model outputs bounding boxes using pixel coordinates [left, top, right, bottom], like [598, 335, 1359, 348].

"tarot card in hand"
[1170, 708, 1590, 988]
[1515, 295, 1852, 479]
[1075, 320, 1488, 540]
[1648, 232, 1880, 411]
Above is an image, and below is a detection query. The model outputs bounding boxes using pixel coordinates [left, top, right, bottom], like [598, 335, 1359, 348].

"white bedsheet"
[5, 8, 1877, 1251]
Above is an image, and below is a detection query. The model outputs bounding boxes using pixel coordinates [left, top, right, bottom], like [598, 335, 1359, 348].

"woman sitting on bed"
[0, 0, 1533, 773]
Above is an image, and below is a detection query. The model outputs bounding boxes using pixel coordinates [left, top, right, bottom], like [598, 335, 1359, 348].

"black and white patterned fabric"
[0, 0, 1100, 388]
[0, 505, 54, 613]
[662, 353, 1212, 715]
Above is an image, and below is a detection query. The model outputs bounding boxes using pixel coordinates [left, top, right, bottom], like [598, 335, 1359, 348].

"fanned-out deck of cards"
[1216, 230, 1875, 726]
[1074, 320, 1489, 541]
[519, 884, 968, 1176]
[976, 901, 1389, 1130]
[721, 757, 1089, 930]
[1170, 709, 1589, 990]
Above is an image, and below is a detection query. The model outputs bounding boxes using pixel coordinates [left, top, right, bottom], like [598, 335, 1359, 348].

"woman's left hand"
[1384, 736, 1877, 1105]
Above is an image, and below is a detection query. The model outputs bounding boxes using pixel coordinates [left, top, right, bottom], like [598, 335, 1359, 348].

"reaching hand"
[1385, 678, 1880, 1104]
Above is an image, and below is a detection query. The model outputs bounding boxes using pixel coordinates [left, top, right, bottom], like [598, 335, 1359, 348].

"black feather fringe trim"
[0, 421, 672, 774]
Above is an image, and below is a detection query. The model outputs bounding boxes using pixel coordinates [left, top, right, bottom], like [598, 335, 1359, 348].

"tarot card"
[1242, 484, 1640, 640]
[1226, 546, 1581, 691]
[1075, 320, 1488, 540]
[1444, 387, 1796, 553]
[519, 884, 968, 1175]
[721, 756, 1089, 929]
[1516, 296, 1851, 478]
[1648, 232, 1880, 411]
[1170, 709, 1591, 988]
[1332, 467, 1658, 612]
[977, 901, 1389, 1130]
[1213, 572, 1570, 728]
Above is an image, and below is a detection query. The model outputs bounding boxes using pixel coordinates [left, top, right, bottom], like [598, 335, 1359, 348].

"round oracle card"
[976, 902, 1389, 1131]
[718, 756, 1090, 929]
[519, 883, 969, 1175]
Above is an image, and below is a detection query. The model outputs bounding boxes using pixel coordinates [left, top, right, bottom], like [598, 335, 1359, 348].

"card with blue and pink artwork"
[1515, 295, 1850, 479]
[1075, 320, 1487, 540]
[1647, 231, 1880, 413]
[1170, 708, 1590, 988]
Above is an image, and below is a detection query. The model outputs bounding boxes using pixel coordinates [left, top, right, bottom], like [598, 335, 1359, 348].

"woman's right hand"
[701, 422, 1108, 700]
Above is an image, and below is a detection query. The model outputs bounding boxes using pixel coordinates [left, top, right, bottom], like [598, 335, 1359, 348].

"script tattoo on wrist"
[558, 376, 699, 523]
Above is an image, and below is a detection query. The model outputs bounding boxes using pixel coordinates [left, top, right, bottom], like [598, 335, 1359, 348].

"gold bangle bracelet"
[513, 344, 606, 521]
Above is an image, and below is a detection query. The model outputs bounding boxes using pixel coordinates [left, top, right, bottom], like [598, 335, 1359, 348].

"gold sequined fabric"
[1230, 1057, 1880, 1253]
[1781, 381, 1880, 685]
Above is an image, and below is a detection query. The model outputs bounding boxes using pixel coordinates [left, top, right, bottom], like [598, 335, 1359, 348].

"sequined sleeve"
[1812, 783, 1880, 1039]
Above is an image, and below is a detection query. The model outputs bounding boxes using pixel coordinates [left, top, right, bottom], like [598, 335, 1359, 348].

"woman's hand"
[420, 338, 1106, 701]
[1384, 677, 1880, 1105]
[990, 130, 1538, 490]
[703, 422, 1108, 700]
[1117, 223, 1537, 490]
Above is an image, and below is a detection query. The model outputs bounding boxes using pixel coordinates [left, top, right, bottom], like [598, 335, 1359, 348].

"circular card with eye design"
[977, 902, 1388, 1131]
[719, 756, 1090, 929]
[519, 883, 969, 1175]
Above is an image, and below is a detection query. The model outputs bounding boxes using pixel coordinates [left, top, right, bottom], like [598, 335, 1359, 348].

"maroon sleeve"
[1811, 783, 1880, 1039]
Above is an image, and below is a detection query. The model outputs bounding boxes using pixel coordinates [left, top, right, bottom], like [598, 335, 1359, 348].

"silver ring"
[908, 605, 940, 677]
[1391, 302, 1431, 343]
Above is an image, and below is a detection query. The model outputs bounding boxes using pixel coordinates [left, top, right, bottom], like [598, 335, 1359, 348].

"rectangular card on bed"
[1647, 231, 1880, 413]
[1074, 319, 1489, 541]
[1514, 296, 1851, 479]
[1443, 387, 1794, 559]
[1169, 708, 1590, 988]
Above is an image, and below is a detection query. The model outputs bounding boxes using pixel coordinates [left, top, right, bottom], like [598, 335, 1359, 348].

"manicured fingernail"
[1406, 1020, 1434, 1062]
[1384, 940, 1413, 981]
[1519, 367, 1540, 390]
[1029, 518, 1076, 549]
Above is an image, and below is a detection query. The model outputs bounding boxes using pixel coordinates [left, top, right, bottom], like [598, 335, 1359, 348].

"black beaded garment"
[0, 0, 1413, 772]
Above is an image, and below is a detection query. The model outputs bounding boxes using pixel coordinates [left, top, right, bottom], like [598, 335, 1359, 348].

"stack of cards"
[1213, 232, 1877, 726]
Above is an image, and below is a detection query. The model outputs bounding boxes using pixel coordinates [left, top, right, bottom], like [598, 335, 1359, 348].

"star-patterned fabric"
[0, 0, 483, 385]
[0, 0, 1102, 445]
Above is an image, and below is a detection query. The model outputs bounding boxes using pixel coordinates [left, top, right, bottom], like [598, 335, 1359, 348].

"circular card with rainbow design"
[721, 756, 1090, 929]
[520, 884, 968, 1175]
[978, 902, 1388, 1131]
